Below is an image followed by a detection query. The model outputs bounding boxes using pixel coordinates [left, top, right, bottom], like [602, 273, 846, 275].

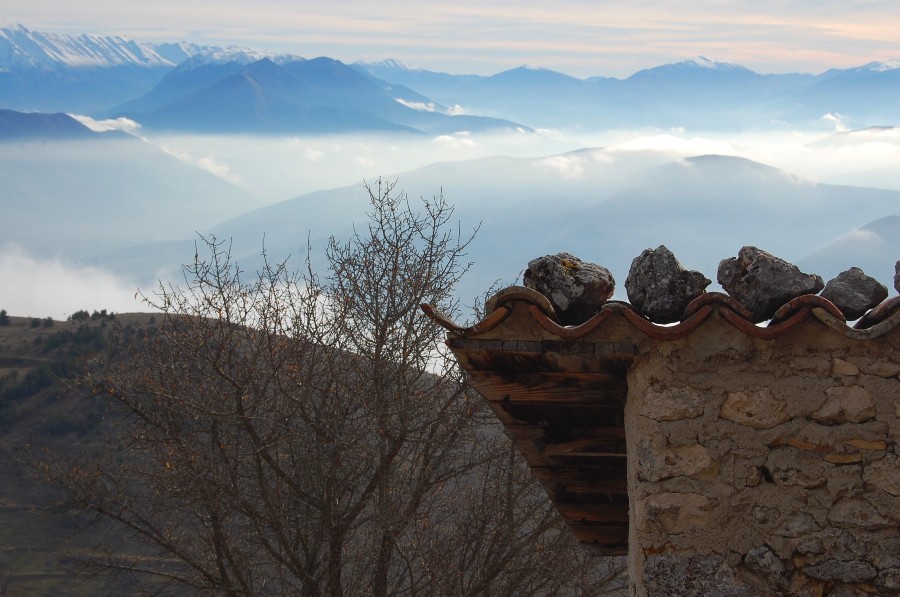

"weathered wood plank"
[489, 402, 625, 429]
[449, 340, 636, 380]
[451, 349, 560, 373]
[581, 544, 628, 557]
[466, 370, 627, 406]
[447, 337, 633, 554]
[555, 502, 630, 524]
[532, 467, 628, 495]
[567, 522, 629, 555]
[543, 435, 628, 458]
[543, 424, 626, 444]
[501, 423, 625, 443]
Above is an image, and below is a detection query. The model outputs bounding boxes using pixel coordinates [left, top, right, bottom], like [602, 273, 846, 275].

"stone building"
[424, 257, 900, 595]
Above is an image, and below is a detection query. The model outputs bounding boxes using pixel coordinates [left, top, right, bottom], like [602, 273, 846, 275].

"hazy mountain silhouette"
[792, 63, 900, 126]
[102, 54, 261, 116]
[112, 58, 417, 134]
[356, 58, 899, 131]
[0, 110, 104, 140]
[351, 60, 481, 105]
[0, 24, 182, 112]
[0, 133, 261, 258]
[94, 151, 900, 301]
[110, 57, 525, 135]
[800, 215, 900, 288]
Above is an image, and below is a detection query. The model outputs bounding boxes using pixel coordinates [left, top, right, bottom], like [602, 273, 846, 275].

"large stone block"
[638, 440, 717, 482]
[720, 388, 789, 429]
[863, 454, 900, 496]
[803, 559, 877, 583]
[625, 245, 710, 323]
[821, 267, 888, 321]
[522, 252, 614, 324]
[741, 545, 789, 591]
[812, 386, 876, 425]
[774, 512, 821, 538]
[765, 448, 827, 489]
[637, 492, 712, 535]
[717, 246, 824, 323]
[643, 554, 753, 596]
[828, 497, 892, 529]
[640, 386, 705, 421]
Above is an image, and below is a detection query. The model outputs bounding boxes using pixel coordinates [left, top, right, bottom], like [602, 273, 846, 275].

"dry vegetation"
[0, 182, 626, 595]
[0, 311, 162, 595]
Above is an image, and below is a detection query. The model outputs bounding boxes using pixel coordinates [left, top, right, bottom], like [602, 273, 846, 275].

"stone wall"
[426, 267, 900, 595]
[626, 312, 900, 596]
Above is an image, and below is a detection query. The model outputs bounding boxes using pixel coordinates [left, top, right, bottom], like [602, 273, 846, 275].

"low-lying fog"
[146, 125, 900, 202]
[3, 124, 900, 319]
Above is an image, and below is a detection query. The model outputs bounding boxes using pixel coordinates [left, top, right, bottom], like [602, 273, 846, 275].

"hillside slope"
[0, 312, 162, 595]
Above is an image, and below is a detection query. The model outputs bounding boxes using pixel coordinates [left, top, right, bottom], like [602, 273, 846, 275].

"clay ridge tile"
[422, 287, 900, 341]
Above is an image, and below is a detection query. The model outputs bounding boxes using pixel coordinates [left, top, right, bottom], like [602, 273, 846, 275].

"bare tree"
[41, 180, 624, 595]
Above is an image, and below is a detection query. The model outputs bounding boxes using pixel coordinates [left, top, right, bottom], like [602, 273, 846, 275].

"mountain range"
[101, 56, 526, 135]
[3, 25, 900, 133]
[0, 24, 524, 134]
[353, 58, 900, 131]
[0, 24, 201, 113]
[0, 109, 106, 139]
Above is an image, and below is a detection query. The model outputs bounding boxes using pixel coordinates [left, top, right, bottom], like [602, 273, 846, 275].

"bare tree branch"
[37, 179, 624, 595]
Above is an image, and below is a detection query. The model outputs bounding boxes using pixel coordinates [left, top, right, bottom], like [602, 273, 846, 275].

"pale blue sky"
[6, 1, 900, 76]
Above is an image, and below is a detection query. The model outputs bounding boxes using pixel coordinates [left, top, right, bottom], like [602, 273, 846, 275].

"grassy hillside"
[0, 311, 161, 595]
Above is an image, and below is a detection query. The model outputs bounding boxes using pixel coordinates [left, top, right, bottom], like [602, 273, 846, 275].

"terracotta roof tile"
[423, 287, 900, 341]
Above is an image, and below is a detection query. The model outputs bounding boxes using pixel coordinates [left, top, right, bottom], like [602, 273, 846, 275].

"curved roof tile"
[423, 288, 900, 341]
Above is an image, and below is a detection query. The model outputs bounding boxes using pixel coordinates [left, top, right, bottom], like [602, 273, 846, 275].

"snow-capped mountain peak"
[354, 58, 426, 73]
[151, 41, 212, 65]
[200, 46, 301, 64]
[171, 46, 305, 71]
[693, 56, 724, 68]
[861, 59, 900, 72]
[685, 56, 743, 70]
[0, 24, 174, 69]
[373, 58, 411, 70]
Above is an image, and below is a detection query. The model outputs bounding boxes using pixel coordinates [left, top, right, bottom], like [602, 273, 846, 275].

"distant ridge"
[0, 120, 261, 259]
[109, 56, 528, 135]
[0, 24, 192, 112]
[0, 109, 99, 139]
[355, 57, 899, 131]
[2, 24, 899, 130]
[0, 23, 175, 69]
[156, 152, 900, 303]
[800, 215, 900, 287]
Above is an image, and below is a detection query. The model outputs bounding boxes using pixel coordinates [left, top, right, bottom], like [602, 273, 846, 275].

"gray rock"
[821, 267, 888, 320]
[803, 559, 877, 583]
[742, 545, 788, 590]
[895, 260, 900, 294]
[717, 246, 824, 323]
[878, 568, 900, 590]
[643, 554, 754, 596]
[523, 252, 614, 325]
[625, 245, 711, 323]
[828, 586, 876, 597]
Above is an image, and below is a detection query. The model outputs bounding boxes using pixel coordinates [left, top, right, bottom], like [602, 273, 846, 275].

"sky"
[6, 1, 900, 77]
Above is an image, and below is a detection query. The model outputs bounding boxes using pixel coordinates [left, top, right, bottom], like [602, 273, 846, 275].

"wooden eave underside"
[448, 337, 634, 555]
